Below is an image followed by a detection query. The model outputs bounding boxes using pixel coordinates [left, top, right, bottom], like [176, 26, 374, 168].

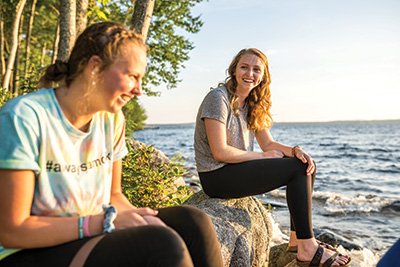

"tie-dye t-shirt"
[0, 88, 128, 260]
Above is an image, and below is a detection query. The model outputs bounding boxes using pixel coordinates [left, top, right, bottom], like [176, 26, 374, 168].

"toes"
[324, 249, 350, 266]
[336, 255, 350, 266]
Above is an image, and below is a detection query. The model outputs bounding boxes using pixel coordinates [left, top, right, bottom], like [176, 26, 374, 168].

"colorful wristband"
[83, 215, 91, 238]
[102, 204, 117, 234]
[78, 216, 84, 239]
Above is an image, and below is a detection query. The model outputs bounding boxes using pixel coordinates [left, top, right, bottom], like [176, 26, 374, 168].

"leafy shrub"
[121, 142, 192, 209]
[0, 89, 14, 108]
[18, 68, 43, 95]
[1, 67, 42, 109]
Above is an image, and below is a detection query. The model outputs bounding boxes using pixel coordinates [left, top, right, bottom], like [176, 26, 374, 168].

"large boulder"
[268, 243, 297, 267]
[184, 190, 273, 267]
[284, 259, 297, 267]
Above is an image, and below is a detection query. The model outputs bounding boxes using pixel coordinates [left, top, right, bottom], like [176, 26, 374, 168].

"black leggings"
[199, 157, 316, 239]
[0, 206, 223, 267]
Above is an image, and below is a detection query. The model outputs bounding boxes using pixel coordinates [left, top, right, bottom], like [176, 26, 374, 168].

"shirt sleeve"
[199, 89, 230, 125]
[0, 104, 41, 172]
[112, 111, 128, 161]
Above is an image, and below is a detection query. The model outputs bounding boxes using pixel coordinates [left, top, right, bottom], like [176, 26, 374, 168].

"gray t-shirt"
[194, 86, 255, 172]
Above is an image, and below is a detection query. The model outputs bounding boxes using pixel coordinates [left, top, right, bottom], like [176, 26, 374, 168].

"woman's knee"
[288, 158, 308, 175]
[286, 158, 314, 187]
[173, 205, 213, 228]
[294, 158, 317, 178]
[180, 205, 211, 220]
[86, 225, 191, 266]
[160, 205, 212, 225]
[129, 225, 186, 249]
[134, 226, 193, 266]
[158, 205, 216, 241]
[150, 225, 188, 249]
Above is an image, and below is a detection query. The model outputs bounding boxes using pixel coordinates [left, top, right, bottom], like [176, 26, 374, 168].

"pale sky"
[139, 0, 400, 124]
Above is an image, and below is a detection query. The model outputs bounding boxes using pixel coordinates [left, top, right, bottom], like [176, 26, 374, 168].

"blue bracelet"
[102, 204, 117, 234]
[78, 216, 84, 239]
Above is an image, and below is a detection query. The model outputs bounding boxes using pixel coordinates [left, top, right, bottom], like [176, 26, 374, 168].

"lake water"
[133, 120, 400, 266]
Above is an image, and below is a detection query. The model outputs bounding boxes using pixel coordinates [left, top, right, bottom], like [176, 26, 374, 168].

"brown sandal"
[296, 246, 351, 267]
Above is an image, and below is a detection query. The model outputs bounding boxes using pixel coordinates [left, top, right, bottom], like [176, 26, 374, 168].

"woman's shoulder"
[205, 85, 229, 100]
[212, 85, 228, 94]
[0, 88, 54, 116]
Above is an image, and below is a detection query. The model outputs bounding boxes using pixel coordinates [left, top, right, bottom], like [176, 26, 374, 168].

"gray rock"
[184, 190, 273, 267]
[268, 243, 297, 267]
[313, 229, 362, 250]
[127, 139, 171, 167]
[284, 259, 297, 267]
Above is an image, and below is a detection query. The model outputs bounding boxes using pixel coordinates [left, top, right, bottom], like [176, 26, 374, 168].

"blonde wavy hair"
[223, 48, 273, 131]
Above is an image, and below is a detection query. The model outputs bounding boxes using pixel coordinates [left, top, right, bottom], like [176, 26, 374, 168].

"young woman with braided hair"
[194, 48, 351, 266]
[0, 22, 223, 267]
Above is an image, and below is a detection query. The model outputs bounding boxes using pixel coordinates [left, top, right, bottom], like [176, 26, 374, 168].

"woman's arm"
[255, 128, 292, 156]
[204, 118, 284, 163]
[255, 128, 315, 175]
[0, 169, 104, 249]
[0, 160, 165, 249]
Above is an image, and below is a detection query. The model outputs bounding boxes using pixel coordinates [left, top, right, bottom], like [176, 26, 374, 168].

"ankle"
[288, 231, 297, 246]
[297, 238, 319, 255]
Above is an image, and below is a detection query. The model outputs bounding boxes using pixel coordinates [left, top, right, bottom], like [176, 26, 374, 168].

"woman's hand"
[260, 150, 284, 159]
[293, 148, 315, 175]
[114, 207, 166, 230]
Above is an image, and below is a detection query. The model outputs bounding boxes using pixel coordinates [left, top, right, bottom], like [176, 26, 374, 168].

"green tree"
[107, 0, 205, 95]
[105, 0, 205, 132]
[123, 97, 148, 135]
[1, 0, 206, 130]
[144, 0, 204, 93]
[2, 0, 27, 91]
[0, 0, 60, 94]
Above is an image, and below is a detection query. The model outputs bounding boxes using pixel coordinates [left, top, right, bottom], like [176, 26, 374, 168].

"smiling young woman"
[193, 48, 351, 267]
[0, 22, 223, 267]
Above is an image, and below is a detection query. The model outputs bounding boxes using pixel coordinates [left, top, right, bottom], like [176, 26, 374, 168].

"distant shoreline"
[142, 119, 400, 127]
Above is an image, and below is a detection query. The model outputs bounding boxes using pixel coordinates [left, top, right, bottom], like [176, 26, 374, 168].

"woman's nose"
[132, 83, 142, 96]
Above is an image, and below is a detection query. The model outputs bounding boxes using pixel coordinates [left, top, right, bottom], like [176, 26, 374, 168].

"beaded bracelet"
[292, 145, 301, 158]
[102, 204, 117, 234]
[78, 216, 84, 239]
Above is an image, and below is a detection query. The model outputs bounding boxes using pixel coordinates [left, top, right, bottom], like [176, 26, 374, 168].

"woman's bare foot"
[288, 231, 345, 256]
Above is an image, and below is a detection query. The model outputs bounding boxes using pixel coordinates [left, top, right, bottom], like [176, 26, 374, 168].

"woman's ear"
[87, 55, 103, 74]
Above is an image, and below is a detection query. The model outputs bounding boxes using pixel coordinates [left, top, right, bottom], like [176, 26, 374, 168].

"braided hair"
[39, 22, 146, 88]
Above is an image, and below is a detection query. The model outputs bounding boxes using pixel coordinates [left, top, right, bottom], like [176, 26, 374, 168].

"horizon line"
[144, 118, 400, 126]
